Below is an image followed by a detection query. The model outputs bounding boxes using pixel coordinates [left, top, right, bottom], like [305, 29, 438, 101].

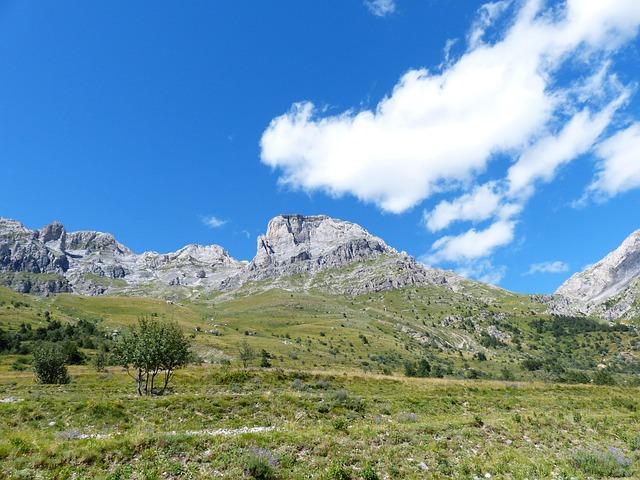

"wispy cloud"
[364, 0, 396, 17]
[200, 215, 227, 229]
[455, 260, 507, 285]
[586, 123, 640, 200]
[526, 261, 569, 275]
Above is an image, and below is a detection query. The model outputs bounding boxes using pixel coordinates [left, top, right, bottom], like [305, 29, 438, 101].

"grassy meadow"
[1, 366, 640, 479]
[1, 284, 640, 478]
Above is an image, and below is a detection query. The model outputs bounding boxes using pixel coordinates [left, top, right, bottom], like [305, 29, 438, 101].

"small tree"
[113, 317, 191, 395]
[239, 340, 256, 368]
[33, 342, 70, 384]
[260, 349, 272, 368]
[92, 344, 108, 372]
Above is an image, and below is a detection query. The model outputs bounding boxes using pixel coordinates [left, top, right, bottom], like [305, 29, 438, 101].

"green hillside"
[1, 276, 638, 383]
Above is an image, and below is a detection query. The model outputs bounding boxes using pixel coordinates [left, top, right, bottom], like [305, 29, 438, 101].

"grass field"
[1, 283, 640, 478]
[1, 365, 639, 479]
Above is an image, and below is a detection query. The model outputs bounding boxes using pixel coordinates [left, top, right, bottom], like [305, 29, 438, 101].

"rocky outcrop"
[247, 215, 394, 279]
[0, 217, 245, 296]
[0, 219, 69, 275]
[553, 230, 640, 320]
[0, 214, 467, 299]
[231, 214, 465, 296]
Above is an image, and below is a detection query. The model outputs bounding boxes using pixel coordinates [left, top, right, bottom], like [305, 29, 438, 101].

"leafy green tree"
[239, 340, 256, 368]
[113, 317, 191, 395]
[33, 342, 70, 384]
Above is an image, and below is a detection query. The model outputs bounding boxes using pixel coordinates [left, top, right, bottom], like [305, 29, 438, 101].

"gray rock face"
[232, 214, 465, 296]
[553, 230, 640, 320]
[0, 214, 466, 298]
[0, 219, 69, 275]
[247, 215, 394, 279]
[0, 217, 245, 296]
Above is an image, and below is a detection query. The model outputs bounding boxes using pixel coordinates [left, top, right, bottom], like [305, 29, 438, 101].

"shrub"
[10, 357, 30, 371]
[326, 462, 351, 480]
[333, 417, 348, 431]
[238, 340, 256, 368]
[572, 447, 632, 477]
[521, 358, 543, 371]
[593, 368, 616, 385]
[362, 464, 380, 480]
[61, 340, 85, 365]
[33, 342, 70, 384]
[243, 453, 276, 480]
[416, 358, 431, 377]
[260, 349, 272, 368]
[404, 361, 417, 377]
[500, 367, 515, 381]
[92, 347, 107, 372]
[474, 352, 487, 361]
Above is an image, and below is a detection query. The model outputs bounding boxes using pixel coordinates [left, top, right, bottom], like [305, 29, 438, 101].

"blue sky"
[1, 0, 639, 294]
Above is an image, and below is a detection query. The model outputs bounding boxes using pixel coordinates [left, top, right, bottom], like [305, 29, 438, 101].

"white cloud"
[456, 260, 507, 285]
[424, 183, 502, 232]
[587, 123, 640, 198]
[261, 0, 640, 215]
[261, 1, 640, 279]
[201, 215, 227, 229]
[364, 0, 396, 17]
[425, 220, 515, 264]
[526, 260, 570, 275]
[468, 0, 512, 49]
[507, 94, 629, 200]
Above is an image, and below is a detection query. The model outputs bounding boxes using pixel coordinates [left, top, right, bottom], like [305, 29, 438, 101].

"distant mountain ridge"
[554, 230, 640, 320]
[0, 214, 463, 298]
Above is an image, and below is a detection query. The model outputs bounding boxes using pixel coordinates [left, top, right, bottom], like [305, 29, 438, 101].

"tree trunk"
[137, 369, 143, 396]
[162, 369, 172, 394]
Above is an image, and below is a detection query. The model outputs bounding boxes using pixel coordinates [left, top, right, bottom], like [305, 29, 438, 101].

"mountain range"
[1, 214, 639, 322]
[0, 214, 461, 299]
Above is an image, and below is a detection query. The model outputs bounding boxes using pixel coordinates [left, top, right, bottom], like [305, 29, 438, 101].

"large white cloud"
[261, 0, 640, 282]
[262, 0, 640, 214]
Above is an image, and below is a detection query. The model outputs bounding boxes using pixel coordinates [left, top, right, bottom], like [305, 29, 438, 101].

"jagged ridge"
[554, 230, 640, 320]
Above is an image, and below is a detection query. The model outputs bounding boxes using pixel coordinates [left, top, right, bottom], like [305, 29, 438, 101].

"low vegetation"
[0, 284, 639, 477]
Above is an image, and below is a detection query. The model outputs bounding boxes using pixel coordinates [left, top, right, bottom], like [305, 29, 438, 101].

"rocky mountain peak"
[0, 218, 31, 236]
[554, 229, 640, 319]
[0, 213, 467, 299]
[249, 214, 393, 276]
[39, 221, 66, 244]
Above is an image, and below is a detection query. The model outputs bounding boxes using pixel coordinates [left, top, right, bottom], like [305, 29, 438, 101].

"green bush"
[362, 464, 380, 480]
[592, 368, 616, 385]
[33, 342, 70, 384]
[243, 452, 276, 480]
[572, 447, 632, 477]
[325, 462, 351, 480]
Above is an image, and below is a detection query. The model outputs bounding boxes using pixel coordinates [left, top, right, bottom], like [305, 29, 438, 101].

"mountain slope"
[554, 230, 640, 320]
